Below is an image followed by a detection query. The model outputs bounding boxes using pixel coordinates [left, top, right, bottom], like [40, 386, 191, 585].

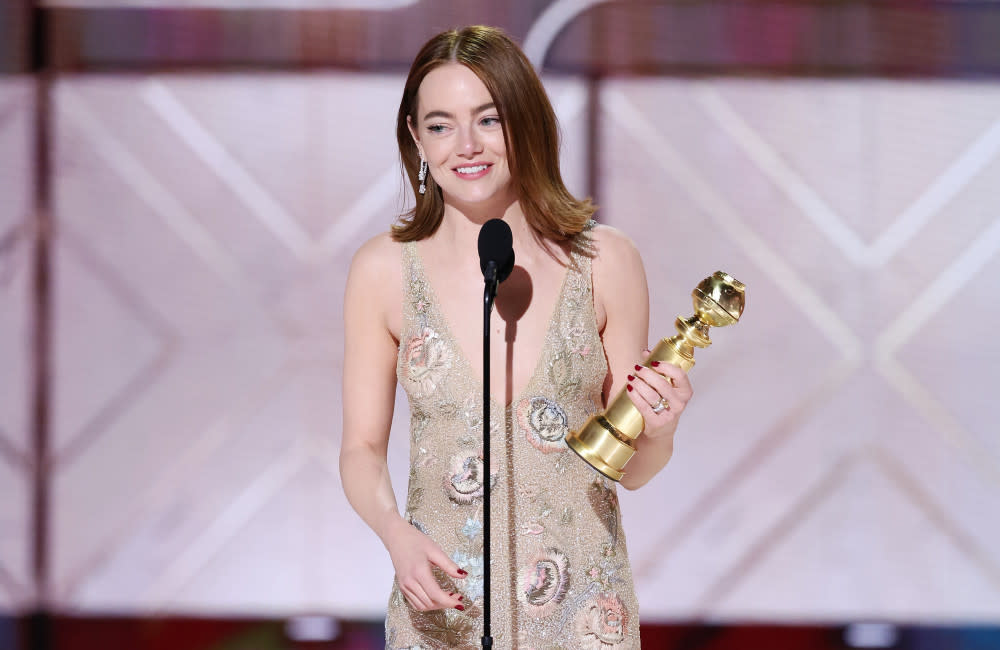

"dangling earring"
[417, 155, 427, 195]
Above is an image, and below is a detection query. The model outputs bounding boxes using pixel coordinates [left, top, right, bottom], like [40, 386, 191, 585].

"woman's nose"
[457, 126, 483, 156]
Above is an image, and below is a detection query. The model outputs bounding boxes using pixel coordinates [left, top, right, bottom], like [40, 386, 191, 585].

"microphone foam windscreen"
[478, 218, 515, 282]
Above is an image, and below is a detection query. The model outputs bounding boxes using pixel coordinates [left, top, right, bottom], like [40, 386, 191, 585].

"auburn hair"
[392, 25, 595, 243]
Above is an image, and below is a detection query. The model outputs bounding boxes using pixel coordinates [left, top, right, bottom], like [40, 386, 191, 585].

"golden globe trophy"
[566, 271, 746, 481]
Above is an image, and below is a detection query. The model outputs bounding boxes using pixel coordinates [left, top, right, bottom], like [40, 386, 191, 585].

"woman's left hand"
[624, 350, 693, 439]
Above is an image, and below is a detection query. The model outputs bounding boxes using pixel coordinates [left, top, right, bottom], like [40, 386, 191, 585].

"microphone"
[477, 218, 515, 287]
[475, 217, 514, 650]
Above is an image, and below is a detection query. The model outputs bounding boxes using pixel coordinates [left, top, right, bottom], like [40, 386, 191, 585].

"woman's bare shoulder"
[588, 222, 643, 270]
[349, 231, 403, 284]
[346, 231, 406, 339]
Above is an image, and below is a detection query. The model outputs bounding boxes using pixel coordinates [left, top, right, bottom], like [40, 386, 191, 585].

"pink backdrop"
[2, 68, 999, 623]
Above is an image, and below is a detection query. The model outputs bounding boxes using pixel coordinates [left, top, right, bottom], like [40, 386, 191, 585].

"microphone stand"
[481, 260, 498, 650]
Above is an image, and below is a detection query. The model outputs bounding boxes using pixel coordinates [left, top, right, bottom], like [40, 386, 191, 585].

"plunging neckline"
[409, 240, 575, 411]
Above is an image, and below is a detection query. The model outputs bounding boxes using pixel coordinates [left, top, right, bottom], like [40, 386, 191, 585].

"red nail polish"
[634, 364, 642, 372]
[627, 374, 634, 381]
[448, 592, 454, 597]
[456, 605, 465, 611]
[651, 360, 661, 367]
[458, 569, 468, 576]
[626, 384, 633, 392]
[458, 595, 464, 601]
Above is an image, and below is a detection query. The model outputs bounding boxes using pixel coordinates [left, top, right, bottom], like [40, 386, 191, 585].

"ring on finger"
[651, 398, 669, 414]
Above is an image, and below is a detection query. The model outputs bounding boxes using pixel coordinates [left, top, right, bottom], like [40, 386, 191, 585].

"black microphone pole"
[477, 218, 512, 650]
[481, 259, 497, 650]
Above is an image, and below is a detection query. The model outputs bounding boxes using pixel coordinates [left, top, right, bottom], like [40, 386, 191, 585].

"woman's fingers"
[627, 371, 662, 412]
[398, 544, 468, 612]
[427, 548, 467, 610]
[405, 575, 464, 611]
[652, 361, 693, 401]
[627, 361, 692, 417]
[431, 546, 468, 581]
[401, 580, 433, 611]
[389, 523, 470, 612]
[629, 363, 674, 402]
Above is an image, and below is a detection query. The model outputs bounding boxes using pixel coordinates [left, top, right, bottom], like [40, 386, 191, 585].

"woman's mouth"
[454, 163, 491, 179]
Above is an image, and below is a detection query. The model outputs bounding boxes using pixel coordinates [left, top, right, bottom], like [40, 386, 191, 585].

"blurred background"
[2, 1, 1000, 649]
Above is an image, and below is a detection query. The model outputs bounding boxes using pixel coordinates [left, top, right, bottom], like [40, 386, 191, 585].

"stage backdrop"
[1, 70, 999, 623]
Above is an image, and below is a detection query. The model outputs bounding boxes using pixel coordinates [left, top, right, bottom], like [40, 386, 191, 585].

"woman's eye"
[481, 116, 501, 127]
[427, 124, 447, 134]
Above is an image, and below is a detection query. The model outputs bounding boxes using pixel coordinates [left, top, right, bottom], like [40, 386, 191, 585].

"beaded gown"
[385, 231, 640, 649]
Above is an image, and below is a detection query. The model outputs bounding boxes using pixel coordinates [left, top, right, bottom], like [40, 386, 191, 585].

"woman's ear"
[406, 115, 422, 157]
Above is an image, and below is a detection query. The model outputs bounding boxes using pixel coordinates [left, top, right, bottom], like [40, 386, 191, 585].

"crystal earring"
[418, 156, 427, 195]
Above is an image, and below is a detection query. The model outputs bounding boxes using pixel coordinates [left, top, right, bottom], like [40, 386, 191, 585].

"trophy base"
[565, 414, 637, 482]
[567, 438, 624, 482]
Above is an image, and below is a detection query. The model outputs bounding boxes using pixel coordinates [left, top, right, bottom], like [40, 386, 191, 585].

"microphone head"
[478, 218, 515, 283]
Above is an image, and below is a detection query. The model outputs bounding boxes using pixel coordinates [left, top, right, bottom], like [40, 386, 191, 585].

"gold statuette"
[565, 271, 746, 481]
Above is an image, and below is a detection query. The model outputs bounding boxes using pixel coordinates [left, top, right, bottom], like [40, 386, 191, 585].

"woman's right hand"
[384, 517, 468, 612]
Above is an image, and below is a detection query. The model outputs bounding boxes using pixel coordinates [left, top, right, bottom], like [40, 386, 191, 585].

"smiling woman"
[340, 25, 693, 650]
[392, 26, 595, 244]
[406, 64, 514, 218]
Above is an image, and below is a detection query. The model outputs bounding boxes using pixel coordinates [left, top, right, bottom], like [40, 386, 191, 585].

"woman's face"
[409, 63, 514, 212]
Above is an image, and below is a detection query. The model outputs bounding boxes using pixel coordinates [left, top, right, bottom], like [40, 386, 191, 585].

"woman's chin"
[444, 188, 515, 213]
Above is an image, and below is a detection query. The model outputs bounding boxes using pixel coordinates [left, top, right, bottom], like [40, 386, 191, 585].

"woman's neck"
[438, 199, 534, 249]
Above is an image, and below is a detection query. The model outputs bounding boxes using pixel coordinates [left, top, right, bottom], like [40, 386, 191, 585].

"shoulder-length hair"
[392, 25, 595, 243]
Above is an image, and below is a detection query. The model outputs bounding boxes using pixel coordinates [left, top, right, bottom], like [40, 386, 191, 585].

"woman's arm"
[339, 234, 465, 612]
[591, 225, 693, 490]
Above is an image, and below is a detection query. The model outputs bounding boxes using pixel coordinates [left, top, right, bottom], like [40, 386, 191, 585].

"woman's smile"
[454, 162, 492, 179]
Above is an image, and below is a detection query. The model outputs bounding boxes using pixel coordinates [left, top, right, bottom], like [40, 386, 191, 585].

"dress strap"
[400, 241, 420, 323]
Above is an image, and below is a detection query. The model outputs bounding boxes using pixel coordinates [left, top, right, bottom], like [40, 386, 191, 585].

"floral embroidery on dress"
[574, 592, 630, 649]
[451, 549, 486, 602]
[588, 479, 621, 545]
[522, 523, 544, 535]
[461, 517, 482, 539]
[443, 452, 495, 504]
[410, 608, 478, 649]
[547, 351, 582, 401]
[517, 396, 570, 453]
[403, 326, 452, 397]
[518, 547, 571, 618]
[583, 542, 626, 593]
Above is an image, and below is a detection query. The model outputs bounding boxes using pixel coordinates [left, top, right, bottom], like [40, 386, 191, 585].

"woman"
[340, 26, 693, 649]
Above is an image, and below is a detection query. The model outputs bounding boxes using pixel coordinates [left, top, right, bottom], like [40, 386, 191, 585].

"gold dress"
[386, 233, 640, 649]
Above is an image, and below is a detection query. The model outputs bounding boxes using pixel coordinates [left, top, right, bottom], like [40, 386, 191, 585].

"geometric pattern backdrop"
[1, 72, 999, 623]
[0, 76, 34, 616]
[0, 78, 28, 618]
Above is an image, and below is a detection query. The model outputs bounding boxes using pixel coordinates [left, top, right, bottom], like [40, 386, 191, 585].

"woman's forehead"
[416, 64, 494, 118]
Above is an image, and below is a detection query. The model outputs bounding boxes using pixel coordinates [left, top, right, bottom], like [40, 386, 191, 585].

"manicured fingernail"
[651, 360, 661, 367]
[448, 592, 454, 596]
[626, 384, 633, 392]
[627, 374, 634, 381]
[458, 595, 464, 601]
[634, 364, 642, 371]
[456, 605, 465, 611]
[458, 569, 468, 576]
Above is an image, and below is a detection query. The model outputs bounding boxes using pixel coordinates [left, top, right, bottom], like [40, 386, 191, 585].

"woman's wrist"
[375, 510, 408, 547]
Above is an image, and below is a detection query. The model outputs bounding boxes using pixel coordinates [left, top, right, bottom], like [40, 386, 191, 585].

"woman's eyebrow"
[421, 102, 496, 122]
